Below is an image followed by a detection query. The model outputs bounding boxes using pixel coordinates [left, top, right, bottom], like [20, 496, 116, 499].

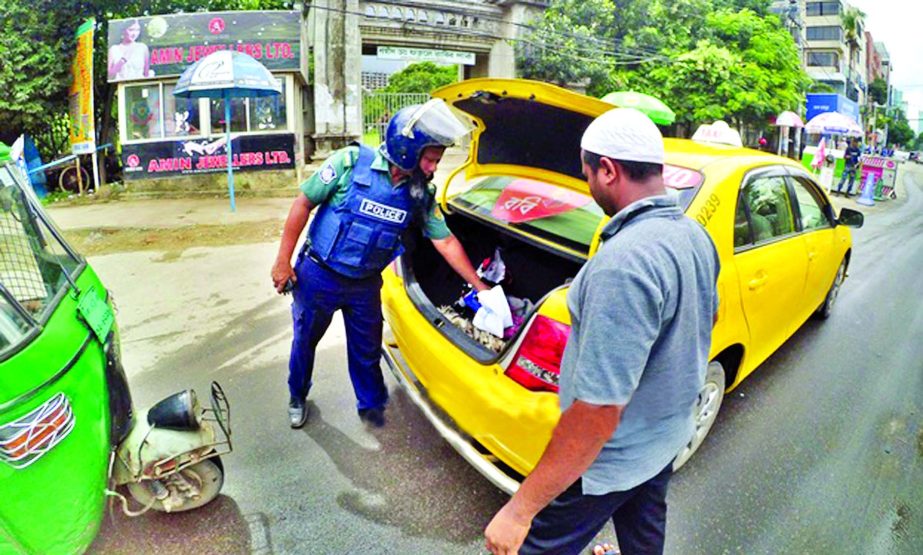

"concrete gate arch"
[308, 0, 547, 157]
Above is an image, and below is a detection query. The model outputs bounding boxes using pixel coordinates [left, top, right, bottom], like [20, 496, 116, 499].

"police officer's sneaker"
[358, 407, 386, 428]
[289, 397, 308, 428]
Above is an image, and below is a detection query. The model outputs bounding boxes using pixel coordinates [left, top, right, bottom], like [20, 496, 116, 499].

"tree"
[382, 62, 457, 94]
[913, 131, 923, 152]
[0, 5, 75, 147]
[643, 9, 809, 132]
[840, 6, 865, 101]
[868, 77, 888, 106]
[809, 80, 837, 93]
[886, 109, 914, 147]
[515, 0, 618, 90]
[517, 1, 809, 133]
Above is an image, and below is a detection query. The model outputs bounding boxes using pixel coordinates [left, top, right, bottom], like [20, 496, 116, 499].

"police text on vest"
[359, 199, 407, 224]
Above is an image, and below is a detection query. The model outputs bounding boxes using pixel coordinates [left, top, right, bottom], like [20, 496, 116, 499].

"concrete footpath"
[48, 196, 293, 231]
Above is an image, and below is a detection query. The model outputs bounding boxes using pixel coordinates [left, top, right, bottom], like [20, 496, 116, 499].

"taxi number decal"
[695, 193, 721, 227]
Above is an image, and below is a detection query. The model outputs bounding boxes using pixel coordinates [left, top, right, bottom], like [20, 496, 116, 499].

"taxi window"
[790, 176, 833, 230]
[733, 193, 752, 247]
[738, 174, 795, 243]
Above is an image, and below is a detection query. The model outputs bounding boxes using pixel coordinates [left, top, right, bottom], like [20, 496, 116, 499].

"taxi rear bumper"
[381, 341, 520, 495]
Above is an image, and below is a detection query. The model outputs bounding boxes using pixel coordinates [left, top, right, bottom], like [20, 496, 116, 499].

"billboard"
[806, 93, 860, 123]
[121, 134, 295, 180]
[69, 19, 96, 155]
[107, 11, 302, 83]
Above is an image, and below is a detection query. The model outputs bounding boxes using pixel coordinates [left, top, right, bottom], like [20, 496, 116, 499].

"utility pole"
[883, 57, 892, 147]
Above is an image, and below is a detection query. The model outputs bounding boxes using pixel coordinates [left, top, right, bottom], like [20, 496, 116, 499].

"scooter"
[108, 382, 232, 516]
[0, 162, 232, 553]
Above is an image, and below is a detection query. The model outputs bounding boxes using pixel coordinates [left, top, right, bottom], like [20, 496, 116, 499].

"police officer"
[271, 100, 489, 428]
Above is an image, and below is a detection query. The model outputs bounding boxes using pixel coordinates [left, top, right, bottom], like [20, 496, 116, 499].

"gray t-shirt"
[559, 195, 720, 494]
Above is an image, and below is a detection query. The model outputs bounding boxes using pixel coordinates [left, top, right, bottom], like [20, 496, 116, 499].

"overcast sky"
[848, 0, 922, 125]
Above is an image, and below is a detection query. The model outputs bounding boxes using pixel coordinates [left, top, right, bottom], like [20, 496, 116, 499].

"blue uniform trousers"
[288, 253, 388, 412]
[520, 463, 673, 555]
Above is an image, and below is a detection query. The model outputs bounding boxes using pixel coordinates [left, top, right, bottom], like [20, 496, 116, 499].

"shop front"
[109, 11, 309, 194]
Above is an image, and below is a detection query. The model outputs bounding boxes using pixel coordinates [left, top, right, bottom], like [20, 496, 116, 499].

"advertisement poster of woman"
[108, 19, 154, 81]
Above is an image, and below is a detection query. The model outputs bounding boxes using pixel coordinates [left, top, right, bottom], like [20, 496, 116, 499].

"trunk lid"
[434, 78, 612, 195]
[433, 79, 705, 259]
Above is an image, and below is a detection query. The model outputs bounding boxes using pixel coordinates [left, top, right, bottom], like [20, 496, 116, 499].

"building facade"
[308, 0, 548, 157]
[109, 11, 309, 191]
[802, 0, 866, 105]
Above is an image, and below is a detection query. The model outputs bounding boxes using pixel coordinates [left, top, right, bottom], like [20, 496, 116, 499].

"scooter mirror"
[147, 390, 200, 431]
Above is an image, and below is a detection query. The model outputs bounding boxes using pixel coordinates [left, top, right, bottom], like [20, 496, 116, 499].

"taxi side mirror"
[837, 207, 864, 228]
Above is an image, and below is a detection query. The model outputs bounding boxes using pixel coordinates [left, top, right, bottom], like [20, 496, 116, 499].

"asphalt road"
[87, 169, 922, 554]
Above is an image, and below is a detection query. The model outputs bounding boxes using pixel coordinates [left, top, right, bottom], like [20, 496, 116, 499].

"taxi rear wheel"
[816, 259, 846, 320]
[673, 361, 725, 471]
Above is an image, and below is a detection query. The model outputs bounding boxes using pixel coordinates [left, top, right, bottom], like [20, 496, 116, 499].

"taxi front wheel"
[673, 361, 725, 471]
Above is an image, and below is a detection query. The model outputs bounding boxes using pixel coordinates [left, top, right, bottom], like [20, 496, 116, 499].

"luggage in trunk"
[400, 210, 584, 357]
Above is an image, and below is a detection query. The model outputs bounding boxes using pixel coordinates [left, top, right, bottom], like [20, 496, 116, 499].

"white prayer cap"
[580, 108, 665, 165]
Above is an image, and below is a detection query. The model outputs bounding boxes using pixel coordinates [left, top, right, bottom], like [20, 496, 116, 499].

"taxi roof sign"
[691, 121, 743, 148]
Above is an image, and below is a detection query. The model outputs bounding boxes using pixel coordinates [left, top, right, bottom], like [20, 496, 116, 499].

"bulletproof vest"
[307, 144, 416, 279]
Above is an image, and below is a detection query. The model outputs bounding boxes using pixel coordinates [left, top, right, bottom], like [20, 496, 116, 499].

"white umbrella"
[774, 111, 804, 128]
[774, 111, 804, 156]
[805, 112, 863, 137]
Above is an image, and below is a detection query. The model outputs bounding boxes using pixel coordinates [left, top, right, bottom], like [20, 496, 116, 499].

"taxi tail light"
[506, 315, 570, 393]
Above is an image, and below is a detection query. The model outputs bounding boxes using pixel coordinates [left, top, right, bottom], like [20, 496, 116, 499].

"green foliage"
[645, 9, 809, 130]
[809, 81, 837, 93]
[382, 62, 457, 94]
[515, 0, 616, 89]
[841, 6, 866, 47]
[887, 109, 915, 147]
[913, 131, 923, 152]
[519, 1, 810, 132]
[0, 5, 74, 147]
[868, 78, 888, 106]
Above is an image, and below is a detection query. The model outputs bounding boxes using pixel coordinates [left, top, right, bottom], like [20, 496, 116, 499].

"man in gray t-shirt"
[485, 108, 720, 555]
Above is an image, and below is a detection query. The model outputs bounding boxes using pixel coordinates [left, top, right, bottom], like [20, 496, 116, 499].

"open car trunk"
[400, 209, 584, 362]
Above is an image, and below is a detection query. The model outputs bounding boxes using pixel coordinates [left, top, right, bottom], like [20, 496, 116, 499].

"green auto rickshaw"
[0, 163, 231, 554]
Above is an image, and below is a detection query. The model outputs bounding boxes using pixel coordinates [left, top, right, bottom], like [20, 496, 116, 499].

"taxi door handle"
[748, 276, 767, 290]
[807, 251, 817, 261]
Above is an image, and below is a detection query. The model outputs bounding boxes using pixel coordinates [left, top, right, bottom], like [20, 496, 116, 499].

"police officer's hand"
[272, 259, 296, 294]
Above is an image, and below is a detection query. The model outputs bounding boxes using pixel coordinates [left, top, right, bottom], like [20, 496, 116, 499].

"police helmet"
[382, 99, 473, 171]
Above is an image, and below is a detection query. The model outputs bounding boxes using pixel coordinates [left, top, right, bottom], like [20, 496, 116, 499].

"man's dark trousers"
[519, 463, 673, 555]
[287, 253, 388, 411]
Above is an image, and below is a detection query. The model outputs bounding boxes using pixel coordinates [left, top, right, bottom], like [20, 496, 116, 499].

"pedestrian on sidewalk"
[271, 100, 489, 429]
[835, 138, 862, 197]
[484, 108, 720, 555]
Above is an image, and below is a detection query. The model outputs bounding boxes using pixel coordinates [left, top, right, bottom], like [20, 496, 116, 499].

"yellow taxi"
[380, 79, 864, 493]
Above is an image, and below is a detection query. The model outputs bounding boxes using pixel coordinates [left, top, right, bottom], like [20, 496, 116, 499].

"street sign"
[377, 46, 475, 66]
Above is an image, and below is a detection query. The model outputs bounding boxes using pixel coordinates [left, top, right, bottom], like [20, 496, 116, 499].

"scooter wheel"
[126, 457, 224, 513]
